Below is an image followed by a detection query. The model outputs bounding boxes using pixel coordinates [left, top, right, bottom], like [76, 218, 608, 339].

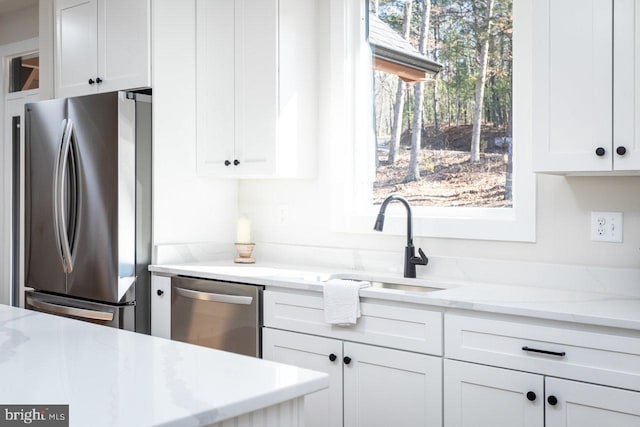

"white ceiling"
[0, 0, 38, 16]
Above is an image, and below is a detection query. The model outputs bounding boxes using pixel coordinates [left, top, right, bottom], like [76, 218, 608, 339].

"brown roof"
[368, 13, 442, 76]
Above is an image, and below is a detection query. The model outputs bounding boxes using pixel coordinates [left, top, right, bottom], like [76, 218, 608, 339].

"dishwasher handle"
[174, 286, 254, 305]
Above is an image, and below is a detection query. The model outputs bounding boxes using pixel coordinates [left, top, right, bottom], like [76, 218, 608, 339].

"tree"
[431, 1, 440, 135]
[406, 0, 431, 182]
[371, 0, 380, 14]
[470, 0, 495, 163]
[387, 0, 413, 165]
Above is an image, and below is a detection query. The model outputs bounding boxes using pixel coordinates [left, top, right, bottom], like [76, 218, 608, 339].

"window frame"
[328, 0, 536, 242]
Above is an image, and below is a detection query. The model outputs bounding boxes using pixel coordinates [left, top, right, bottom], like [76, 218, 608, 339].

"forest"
[371, 0, 513, 208]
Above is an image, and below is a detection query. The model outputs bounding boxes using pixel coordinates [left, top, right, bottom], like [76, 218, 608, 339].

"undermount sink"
[327, 273, 452, 293]
[368, 281, 445, 293]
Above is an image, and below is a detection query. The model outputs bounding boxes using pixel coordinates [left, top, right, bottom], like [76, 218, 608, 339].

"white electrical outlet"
[278, 205, 290, 225]
[590, 212, 623, 242]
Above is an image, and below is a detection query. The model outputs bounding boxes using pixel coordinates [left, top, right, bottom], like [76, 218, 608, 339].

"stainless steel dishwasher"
[171, 276, 263, 357]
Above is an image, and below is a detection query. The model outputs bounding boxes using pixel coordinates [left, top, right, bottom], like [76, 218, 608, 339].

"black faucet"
[373, 195, 428, 278]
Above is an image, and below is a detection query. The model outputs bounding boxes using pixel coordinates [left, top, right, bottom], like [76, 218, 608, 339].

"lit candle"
[236, 217, 251, 243]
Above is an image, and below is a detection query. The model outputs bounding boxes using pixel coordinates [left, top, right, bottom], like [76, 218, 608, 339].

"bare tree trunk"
[371, 0, 379, 14]
[388, 82, 405, 164]
[431, 5, 440, 135]
[470, 0, 495, 163]
[387, 1, 413, 165]
[407, 0, 432, 182]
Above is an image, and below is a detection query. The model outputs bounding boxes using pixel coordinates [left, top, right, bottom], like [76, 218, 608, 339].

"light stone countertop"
[0, 304, 328, 427]
[149, 261, 640, 331]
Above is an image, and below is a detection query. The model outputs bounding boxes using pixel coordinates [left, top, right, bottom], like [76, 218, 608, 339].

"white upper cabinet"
[613, 0, 640, 171]
[196, 0, 318, 178]
[533, 0, 640, 173]
[55, 0, 150, 98]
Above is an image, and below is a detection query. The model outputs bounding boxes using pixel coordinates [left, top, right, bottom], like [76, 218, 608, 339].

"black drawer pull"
[522, 346, 566, 357]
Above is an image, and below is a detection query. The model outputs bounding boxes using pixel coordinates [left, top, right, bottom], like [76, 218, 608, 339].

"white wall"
[239, 175, 640, 270]
[152, 0, 237, 249]
[238, 1, 640, 272]
[0, 5, 38, 46]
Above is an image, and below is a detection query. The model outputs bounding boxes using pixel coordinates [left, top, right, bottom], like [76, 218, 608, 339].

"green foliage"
[371, 0, 513, 136]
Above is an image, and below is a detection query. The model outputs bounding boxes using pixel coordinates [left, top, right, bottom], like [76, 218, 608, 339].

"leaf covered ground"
[374, 148, 512, 208]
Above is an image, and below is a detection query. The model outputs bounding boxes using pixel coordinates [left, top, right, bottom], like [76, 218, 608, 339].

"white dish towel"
[323, 279, 371, 325]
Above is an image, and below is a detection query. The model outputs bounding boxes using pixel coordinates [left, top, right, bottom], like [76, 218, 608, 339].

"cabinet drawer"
[264, 289, 443, 355]
[445, 312, 640, 391]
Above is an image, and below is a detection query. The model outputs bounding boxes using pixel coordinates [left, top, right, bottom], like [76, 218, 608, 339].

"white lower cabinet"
[444, 358, 640, 427]
[263, 328, 442, 427]
[262, 329, 343, 427]
[444, 359, 543, 427]
[444, 359, 640, 427]
[150, 274, 171, 339]
[546, 377, 640, 427]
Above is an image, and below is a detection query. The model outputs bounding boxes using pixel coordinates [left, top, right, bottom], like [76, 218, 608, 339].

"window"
[370, 0, 513, 209]
[328, 0, 535, 241]
[9, 53, 39, 93]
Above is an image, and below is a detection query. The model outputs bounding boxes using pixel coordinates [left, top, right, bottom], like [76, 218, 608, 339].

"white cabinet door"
[235, 0, 278, 176]
[150, 275, 171, 338]
[546, 378, 640, 427]
[262, 328, 343, 427]
[97, 0, 150, 93]
[444, 359, 543, 427]
[343, 342, 442, 427]
[613, 0, 640, 170]
[532, 0, 613, 173]
[196, 0, 236, 176]
[55, 0, 150, 98]
[55, 0, 99, 98]
[196, 0, 317, 178]
[196, 0, 277, 177]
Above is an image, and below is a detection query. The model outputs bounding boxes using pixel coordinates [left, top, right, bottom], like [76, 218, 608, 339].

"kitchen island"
[0, 304, 328, 427]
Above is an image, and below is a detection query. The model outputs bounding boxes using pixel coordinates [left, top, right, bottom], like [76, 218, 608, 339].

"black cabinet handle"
[88, 78, 95, 85]
[343, 356, 352, 365]
[96, 77, 103, 84]
[616, 146, 627, 156]
[329, 353, 337, 362]
[547, 395, 558, 406]
[522, 346, 566, 358]
[595, 147, 606, 157]
[526, 391, 536, 402]
[224, 160, 231, 166]
[156, 289, 164, 296]
[233, 159, 240, 166]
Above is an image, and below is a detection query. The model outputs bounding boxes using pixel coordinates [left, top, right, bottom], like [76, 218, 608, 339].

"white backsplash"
[153, 241, 640, 297]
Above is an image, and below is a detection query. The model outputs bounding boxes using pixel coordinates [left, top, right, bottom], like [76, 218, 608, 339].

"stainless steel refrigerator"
[23, 91, 152, 332]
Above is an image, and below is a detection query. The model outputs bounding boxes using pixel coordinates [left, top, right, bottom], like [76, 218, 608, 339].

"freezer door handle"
[57, 119, 76, 273]
[174, 287, 253, 305]
[52, 119, 68, 272]
[27, 296, 114, 321]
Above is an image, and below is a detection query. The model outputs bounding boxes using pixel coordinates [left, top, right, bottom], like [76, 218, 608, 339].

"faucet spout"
[375, 195, 414, 247]
[373, 195, 428, 278]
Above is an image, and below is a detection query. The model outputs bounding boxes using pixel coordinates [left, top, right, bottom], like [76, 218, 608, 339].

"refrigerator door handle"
[58, 120, 75, 273]
[174, 287, 254, 305]
[52, 119, 68, 272]
[27, 295, 114, 321]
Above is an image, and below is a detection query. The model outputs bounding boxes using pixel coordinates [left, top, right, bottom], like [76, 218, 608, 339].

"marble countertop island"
[0, 304, 328, 427]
